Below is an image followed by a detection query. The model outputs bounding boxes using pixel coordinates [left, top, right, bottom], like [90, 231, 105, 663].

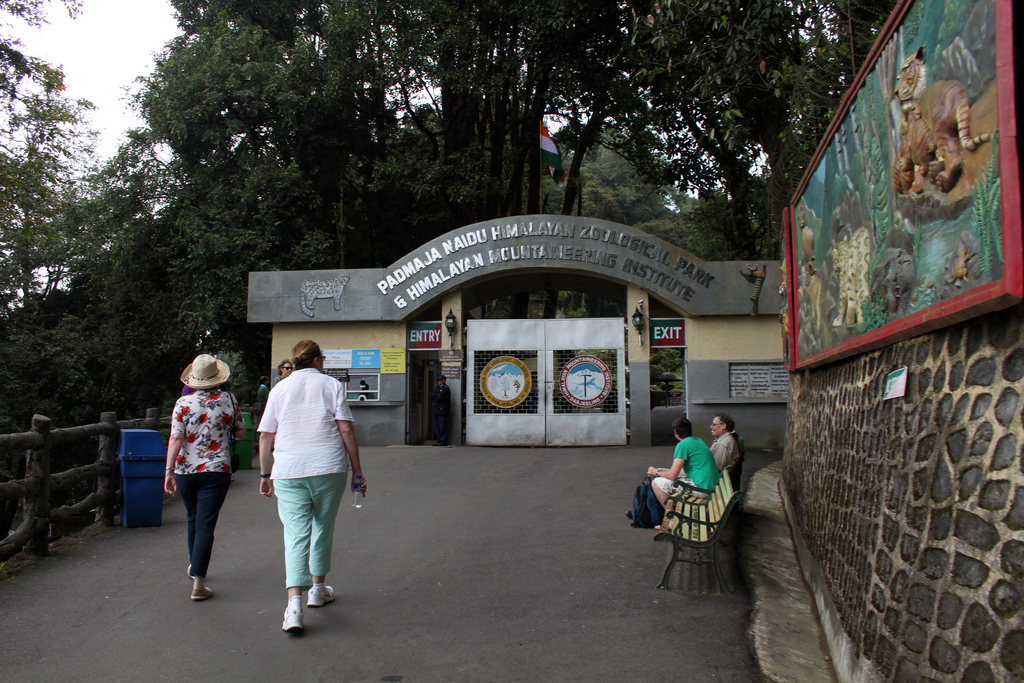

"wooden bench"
[653, 466, 743, 591]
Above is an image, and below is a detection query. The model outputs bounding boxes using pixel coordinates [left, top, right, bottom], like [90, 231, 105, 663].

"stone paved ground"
[0, 437, 781, 683]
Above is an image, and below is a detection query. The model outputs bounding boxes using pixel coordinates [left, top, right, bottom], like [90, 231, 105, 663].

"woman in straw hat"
[257, 339, 366, 633]
[164, 354, 245, 601]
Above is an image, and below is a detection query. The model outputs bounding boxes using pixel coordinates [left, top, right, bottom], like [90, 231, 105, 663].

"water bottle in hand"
[352, 474, 364, 508]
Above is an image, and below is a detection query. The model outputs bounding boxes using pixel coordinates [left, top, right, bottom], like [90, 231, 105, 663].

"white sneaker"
[282, 607, 304, 632]
[307, 585, 335, 608]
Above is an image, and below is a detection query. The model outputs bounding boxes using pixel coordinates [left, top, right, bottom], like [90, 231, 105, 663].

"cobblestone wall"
[783, 301, 1024, 682]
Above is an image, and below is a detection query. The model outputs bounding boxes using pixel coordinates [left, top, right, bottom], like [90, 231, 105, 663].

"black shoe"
[625, 510, 633, 520]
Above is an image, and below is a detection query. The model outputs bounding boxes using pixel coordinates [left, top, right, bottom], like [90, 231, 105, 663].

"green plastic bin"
[234, 412, 255, 469]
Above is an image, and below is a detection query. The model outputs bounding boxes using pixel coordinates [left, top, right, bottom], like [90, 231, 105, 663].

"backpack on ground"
[630, 476, 665, 529]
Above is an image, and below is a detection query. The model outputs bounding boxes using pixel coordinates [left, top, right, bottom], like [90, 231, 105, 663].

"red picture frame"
[785, 0, 1020, 370]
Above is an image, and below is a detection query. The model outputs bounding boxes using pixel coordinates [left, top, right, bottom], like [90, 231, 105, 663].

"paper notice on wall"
[729, 362, 788, 398]
[883, 367, 908, 400]
[440, 349, 463, 380]
[381, 348, 405, 374]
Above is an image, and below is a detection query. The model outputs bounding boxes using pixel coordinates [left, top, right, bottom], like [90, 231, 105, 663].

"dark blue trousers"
[175, 472, 231, 578]
[433, 413, 449, 445]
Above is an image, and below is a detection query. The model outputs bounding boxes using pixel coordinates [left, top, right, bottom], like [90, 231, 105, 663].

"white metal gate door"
[466, 319, 626, 446]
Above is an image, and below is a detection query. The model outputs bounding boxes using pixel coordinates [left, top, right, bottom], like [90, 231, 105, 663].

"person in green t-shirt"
[255, 376, 270, 425]
[647, 416, 720, 508]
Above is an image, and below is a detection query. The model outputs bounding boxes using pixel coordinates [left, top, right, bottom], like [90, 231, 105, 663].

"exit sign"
[651, 319, 686, 348]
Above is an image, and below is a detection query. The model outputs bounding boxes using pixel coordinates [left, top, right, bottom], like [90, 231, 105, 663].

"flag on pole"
[540, 121, 566, 186]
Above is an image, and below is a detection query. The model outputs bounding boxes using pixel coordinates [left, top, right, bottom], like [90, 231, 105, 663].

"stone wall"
[783, 301, 1024, 682]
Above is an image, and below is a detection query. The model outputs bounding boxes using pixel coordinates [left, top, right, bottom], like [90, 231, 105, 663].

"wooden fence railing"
[0, 408, 171, 561]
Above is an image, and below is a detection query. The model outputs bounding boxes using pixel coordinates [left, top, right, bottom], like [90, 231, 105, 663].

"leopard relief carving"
[830, 226, 872, 328]
[892, 46, 993, 194]
[299, 275, 349, 318]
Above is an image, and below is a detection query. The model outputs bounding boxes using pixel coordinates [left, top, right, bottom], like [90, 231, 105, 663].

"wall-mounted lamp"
[631, 301, 646, 347]
[444, 309, 457, 349]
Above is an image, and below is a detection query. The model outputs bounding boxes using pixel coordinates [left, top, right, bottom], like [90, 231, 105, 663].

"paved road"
[1, 440, 779, 682]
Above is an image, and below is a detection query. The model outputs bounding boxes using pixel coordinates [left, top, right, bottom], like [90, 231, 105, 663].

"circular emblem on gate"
[480, 356, 532, 408]
[559, 355, 612, 408]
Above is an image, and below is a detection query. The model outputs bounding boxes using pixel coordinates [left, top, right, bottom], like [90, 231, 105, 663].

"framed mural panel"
[785, 0, 1021, 370]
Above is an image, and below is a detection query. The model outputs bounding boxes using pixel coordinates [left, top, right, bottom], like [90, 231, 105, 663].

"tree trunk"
[560, 113, 606, 215]
[337, 165, 347, 269]
[511, 292, 530, 319]
[543, 290, 558, 318]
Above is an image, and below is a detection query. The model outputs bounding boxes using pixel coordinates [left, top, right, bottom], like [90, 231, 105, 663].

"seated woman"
[646, 417, 719, 526]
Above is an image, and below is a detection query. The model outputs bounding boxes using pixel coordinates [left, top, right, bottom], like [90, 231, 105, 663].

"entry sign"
[651, 319, 686, 348]
[408, 322, 443, 350]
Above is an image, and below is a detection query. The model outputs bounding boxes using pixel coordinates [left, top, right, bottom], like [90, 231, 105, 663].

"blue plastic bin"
[119, 429, 167, 527]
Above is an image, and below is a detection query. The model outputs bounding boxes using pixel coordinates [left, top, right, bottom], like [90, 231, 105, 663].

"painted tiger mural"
[892, 46, 993, 194]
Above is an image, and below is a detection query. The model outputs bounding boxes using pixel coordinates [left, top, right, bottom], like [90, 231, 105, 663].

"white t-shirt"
[258, 368, 354, 479]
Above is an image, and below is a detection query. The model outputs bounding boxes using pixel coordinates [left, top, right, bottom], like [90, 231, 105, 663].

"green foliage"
[649, 348, 684, 389]
[631, 0, 898, 258]
[0, 1, 79, 98]
[867, 136, 890, 246]
[573, 145, 776, 261]
[912, 215, 923, 265]
[577, 146, 673, 227]
[630, 0, 798, 255]
[0, 1, 100, 434]
[901, 0, 926, 52]
[936, 0, 971, 55]
[859, 294, 887, 334]
[972, 138, 1002, 278]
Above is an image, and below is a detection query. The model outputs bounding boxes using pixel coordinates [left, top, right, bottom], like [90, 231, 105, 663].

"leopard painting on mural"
[829, 226, 873, 329]
[299, 275, 349, 318]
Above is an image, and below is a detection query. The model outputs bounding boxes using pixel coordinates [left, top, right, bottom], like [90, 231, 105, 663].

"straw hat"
[181, 354, 231, 390]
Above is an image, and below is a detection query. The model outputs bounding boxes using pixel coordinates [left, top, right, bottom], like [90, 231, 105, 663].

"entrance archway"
[247, 215, 785, 447]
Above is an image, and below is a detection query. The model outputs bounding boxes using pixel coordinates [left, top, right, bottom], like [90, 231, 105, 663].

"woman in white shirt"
[257, 340, 366, 633]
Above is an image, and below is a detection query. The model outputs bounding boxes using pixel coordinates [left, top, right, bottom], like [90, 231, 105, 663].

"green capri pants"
[274, 471, 348, 590]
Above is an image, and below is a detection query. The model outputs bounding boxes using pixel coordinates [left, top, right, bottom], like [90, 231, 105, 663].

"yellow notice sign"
[380, 348, 406, 374]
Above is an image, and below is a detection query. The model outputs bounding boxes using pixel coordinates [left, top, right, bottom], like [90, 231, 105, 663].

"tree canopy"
[0, 0, 901, 434]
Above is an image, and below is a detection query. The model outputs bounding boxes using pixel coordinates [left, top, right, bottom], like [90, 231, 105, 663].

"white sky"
[17, 0, 180, 160]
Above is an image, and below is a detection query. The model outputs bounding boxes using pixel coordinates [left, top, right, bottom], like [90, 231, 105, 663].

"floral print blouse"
[170, 390, 242, 474]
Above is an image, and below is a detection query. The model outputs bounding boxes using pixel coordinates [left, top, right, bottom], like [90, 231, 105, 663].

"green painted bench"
[653, 466, 743, 591]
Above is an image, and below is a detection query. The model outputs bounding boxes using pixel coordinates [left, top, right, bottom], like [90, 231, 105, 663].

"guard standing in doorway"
[431, 375, 451, 446]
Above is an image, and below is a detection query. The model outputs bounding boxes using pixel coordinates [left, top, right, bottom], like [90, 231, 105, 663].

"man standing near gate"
[431, 375, 451, 446]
